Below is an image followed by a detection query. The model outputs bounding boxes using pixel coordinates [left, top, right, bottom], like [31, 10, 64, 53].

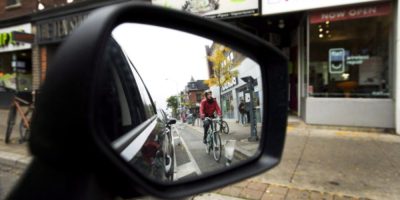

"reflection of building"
[206, 43, 263, 123]
[183, 77, 209, 116]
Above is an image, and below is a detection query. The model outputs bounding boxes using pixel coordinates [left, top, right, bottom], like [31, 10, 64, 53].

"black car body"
[100, 37, 176, 182]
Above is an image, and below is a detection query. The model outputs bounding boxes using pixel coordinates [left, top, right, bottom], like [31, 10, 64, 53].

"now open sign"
[329, 48, 345, 74]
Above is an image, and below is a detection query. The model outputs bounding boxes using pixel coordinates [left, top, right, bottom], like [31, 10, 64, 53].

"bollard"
[225, 140, 236, 166]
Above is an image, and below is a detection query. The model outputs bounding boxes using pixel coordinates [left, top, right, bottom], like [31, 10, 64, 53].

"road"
[172, 122, 241, 181]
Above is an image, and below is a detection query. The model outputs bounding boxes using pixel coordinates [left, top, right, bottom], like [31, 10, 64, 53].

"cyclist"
[199, 90, 222, 144]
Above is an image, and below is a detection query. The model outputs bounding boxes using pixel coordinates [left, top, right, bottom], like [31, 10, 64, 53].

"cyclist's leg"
[203, 120, 210, 144]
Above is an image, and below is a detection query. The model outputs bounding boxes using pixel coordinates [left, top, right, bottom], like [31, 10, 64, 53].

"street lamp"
[241, 76, 259, 142]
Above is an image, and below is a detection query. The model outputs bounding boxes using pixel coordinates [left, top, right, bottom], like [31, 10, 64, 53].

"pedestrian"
[199, 90, 222, 144]
[238, 99, 246, 125]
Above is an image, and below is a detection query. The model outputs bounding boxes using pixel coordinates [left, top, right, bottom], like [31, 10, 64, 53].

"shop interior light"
[326, 30, 330, 34]
[326, 21, 330, 25]
[67, 0, 74, 3]
[319, 28, 323, 32]
[319, 34, 324, 38]
[342, 73, 350, 80]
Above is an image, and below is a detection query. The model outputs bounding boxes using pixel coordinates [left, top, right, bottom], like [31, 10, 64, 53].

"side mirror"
[167, 119, 177, 125]
[29, 2, 288, 199]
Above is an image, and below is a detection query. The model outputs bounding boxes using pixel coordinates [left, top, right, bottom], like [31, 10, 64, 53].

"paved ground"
[193, 123, 400, 200]
[1, 108, 400, 200]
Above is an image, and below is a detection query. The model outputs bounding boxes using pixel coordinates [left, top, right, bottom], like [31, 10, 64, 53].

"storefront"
[35, 12, 89, 85]
[255, 0, 394, 128]
[212, 58, 263, 123]
[0, 24, 33, 108]
[304, 2, 393, 127]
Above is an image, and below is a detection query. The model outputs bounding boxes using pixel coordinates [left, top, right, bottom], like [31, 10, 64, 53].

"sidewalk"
[0, 109, 31, 170]
[1, 109, 400, 200]
[192, 119, 400, 200]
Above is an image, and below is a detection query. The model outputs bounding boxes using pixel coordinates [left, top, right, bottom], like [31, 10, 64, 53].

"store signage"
[245, 92, 251, 103]
[12, 31, 35, 43]
[37, 13, 88, 44]
[152, 0, 259, 19]
[346, 55, 370, 65]
[262, 0, 387, 15]
[222, 77, 238, 92]
[329, 48, 345, 74]
[0, 24, 32, 53]
[310, 3, 391, 24]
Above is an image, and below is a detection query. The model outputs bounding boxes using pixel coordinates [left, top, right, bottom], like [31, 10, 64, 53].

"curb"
[0, 151, 31, 173]
[233, 149, 249, 161]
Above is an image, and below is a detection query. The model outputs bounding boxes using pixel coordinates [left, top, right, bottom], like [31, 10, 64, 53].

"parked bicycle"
[216, 118, 229, 134]
[204, 117, 222, 162]
[5, 91, 36, 144]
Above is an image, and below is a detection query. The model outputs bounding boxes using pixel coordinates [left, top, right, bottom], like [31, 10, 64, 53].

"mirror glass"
[100, 23, 263, 183]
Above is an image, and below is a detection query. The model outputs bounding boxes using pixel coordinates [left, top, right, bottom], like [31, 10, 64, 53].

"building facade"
[183, 77, 209, 116]
[0, 0, 136, 108]
[206, 43, 263, 124]
[223, 0, 397, 132]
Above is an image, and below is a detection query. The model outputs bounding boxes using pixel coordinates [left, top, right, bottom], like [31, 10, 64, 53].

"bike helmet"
[204, 89, 212, 96]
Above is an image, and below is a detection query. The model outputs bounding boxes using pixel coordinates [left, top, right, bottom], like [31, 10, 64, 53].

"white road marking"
[175, 162, 199, 180]
[173, 125, 202, 180]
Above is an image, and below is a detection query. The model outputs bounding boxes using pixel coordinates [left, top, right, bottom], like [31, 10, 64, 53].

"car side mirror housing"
[167, 119, 177, 125]
[28, 2, 288, 199]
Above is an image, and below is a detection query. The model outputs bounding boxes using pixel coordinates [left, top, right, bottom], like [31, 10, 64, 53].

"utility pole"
[241, 76, 259, 142]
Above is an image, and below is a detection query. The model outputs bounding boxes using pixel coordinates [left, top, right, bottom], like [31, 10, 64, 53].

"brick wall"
[0, 1, 35, 21]
[189, 92, 197, 104]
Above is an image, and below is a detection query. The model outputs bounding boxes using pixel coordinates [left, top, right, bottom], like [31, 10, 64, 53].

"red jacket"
[199, 98, 222, 119]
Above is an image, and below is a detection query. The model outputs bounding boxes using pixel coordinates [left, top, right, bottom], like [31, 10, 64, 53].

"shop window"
[221, 92, 234, 119]
[309, 4, 392, 98]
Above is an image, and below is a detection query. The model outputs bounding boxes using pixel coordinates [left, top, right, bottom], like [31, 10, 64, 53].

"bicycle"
[204, 117, 222, 162]
[215, 118, 229, 134]
[5, 91, 35, 144]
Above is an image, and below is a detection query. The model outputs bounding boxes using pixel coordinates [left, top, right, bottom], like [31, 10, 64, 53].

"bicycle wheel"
[5, 105, 17, 144]
[206, 136, 212, 155]
[221, 121, 229, 134]
[19, 108, 32, 144]
[212, 132, 222, 162]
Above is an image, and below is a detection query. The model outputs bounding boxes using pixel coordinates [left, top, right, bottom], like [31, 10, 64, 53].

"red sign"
[310, 3, 391, 24]
[11, 31, 35, 43]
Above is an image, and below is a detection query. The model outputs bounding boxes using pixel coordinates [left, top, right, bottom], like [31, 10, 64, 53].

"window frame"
[307, 12, 393, 99]
[5, 0, 21, 9]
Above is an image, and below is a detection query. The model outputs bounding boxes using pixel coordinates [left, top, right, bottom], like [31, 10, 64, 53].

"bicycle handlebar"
[203, 117, 221, 122]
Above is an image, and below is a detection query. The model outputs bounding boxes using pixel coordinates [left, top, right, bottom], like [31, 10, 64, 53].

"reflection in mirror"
[102, 23, 263, 183]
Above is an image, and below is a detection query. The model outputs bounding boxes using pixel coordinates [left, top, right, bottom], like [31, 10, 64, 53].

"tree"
[204, 44, 239, 112]
[166, 96, 179, 118]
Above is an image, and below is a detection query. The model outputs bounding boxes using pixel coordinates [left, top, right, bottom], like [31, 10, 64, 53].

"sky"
[112, 23, 213, 111]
